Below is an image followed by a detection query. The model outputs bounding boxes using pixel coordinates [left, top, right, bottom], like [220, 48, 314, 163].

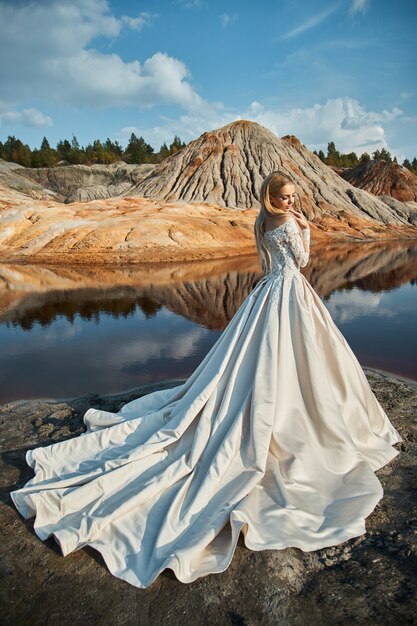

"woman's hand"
[289, 208, 309, 229]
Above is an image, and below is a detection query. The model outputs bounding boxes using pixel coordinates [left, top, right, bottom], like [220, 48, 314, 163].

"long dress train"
[10, 216, 402, 589]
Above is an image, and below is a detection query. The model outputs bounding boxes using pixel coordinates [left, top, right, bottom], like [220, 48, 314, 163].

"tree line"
[0, 134, 416, 175]
[314, 142, 417, 174]
[0, 133, 186, 168]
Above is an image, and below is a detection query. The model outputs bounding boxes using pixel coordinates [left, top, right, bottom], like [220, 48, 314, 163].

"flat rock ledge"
[0, 369, 416, 626]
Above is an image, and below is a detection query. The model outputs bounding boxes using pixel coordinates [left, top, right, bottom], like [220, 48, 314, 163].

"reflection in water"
[1, 239, 417, 402]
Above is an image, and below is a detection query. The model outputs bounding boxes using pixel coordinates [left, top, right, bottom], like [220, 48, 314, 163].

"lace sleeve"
[286, 220, 310, 267]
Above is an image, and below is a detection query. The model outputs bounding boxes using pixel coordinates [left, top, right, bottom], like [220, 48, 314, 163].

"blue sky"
[0, 0, 415, 160]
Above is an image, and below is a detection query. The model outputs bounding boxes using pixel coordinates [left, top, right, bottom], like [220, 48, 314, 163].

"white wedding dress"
[11, 217, 402, 589]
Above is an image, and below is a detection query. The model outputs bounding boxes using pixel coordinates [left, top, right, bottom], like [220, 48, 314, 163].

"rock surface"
[0, 184, 258, 264]
[4, 182, 416, 266]
[340, 159, 417, 203]
[132, 121, 417, 227]
[1, 121, 417, 265]
[0, 158, 155, 203]
[0, 369, 415, 625]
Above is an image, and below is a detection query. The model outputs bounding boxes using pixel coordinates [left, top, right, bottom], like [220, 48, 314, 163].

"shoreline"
[1, 231, 417, 268]
[1, 367, 417, 406]
[362, 366, 417, 390]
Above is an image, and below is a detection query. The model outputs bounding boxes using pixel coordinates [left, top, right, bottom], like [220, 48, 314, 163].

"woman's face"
[270, 183, 296, 213]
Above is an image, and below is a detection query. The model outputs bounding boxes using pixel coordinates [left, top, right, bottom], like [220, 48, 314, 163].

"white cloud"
[0, 107, 52, 128]
[219, 13, 237, 28]
[176, 0, 206, 9]
[120, 12, 156, 31]
[0, 0, 203, 111]
[349, 0, 370, 16]
[121, 95, 404, 158]
[279, 2, 342, 39]
[246, 97, 404, 156]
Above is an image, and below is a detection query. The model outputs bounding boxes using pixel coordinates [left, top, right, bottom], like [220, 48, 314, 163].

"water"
[1, 239, 417, 402]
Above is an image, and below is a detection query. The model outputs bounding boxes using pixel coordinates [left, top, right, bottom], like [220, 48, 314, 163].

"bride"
[11, 171, 402, 589]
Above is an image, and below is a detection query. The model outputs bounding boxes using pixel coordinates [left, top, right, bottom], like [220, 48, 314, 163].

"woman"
[11, 171, 402, 589]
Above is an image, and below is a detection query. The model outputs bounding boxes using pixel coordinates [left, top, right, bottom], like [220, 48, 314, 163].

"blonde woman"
[11, 171, 402, 589]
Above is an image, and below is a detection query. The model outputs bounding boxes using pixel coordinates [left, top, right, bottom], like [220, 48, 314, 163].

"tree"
[326, 141, 341, 166]
[158, 142, 171, 161]
[38, 136, 56, 167]
[2, 135, 32, 166]
[169, 134, 186, 153]
[360, 152, 371, 163]
[92, 139, 105, 164]
[56, 139, 72, 162]
[68, 134, 83, 164]
[124, 133, 154, 164]
[104, 138, 123, 162]
[372, 148, 392, 162]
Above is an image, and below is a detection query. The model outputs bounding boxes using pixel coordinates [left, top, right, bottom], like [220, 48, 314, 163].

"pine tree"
[56, 139, 72, 162]
[38, 136, 56, 167]
[68, 134, 83, 164]
[326, 141, 341, 166]
[373, 148, 392, 162]
[124, 133, 154, 164]
[104, 138, 123, 161]
[170, 135, 186, 153]
[3, 135, 32, 166]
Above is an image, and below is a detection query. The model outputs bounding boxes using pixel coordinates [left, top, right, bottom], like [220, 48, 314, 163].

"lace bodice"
[263, 217, 310, 278]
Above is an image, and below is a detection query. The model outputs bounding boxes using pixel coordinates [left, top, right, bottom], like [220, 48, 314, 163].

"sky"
[0, 0, 415, 161]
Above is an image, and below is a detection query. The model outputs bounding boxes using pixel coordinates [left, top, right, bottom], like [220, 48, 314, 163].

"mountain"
[0, 158, 155, 203]
[1, 120, 417, 265]
[340, 159, 417, 202]
[131, 120, 417, 229]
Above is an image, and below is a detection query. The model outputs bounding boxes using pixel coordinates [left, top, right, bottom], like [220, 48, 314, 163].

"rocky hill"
[131, 121, 417, 228]
[340, 159, 417, 202]
[0, 158, 155, 203]
[1, 120, 417, 264]
[0, 183, 258, 264]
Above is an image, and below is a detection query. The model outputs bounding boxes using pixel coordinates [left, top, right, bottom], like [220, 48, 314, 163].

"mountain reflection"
[1, 239, 417, 331]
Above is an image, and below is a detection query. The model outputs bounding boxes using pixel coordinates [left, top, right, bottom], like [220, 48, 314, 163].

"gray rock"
[0, 158, 156, 203]
[131, 120, 417, 228]
[0, 369, 416, 625]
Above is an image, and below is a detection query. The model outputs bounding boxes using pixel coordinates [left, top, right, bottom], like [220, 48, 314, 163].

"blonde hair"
[254, 171, 295, 273]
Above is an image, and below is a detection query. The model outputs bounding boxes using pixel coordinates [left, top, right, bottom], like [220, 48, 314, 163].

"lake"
[1, 238, 417, 403]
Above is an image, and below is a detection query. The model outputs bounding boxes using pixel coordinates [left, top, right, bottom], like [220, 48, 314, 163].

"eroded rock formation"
[340, 159, 417, 203]
[0, 184, 257, 264]
[0, 158, 155, 203]
[1, 121, 417, 265]
[132, 121, 417, 228]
